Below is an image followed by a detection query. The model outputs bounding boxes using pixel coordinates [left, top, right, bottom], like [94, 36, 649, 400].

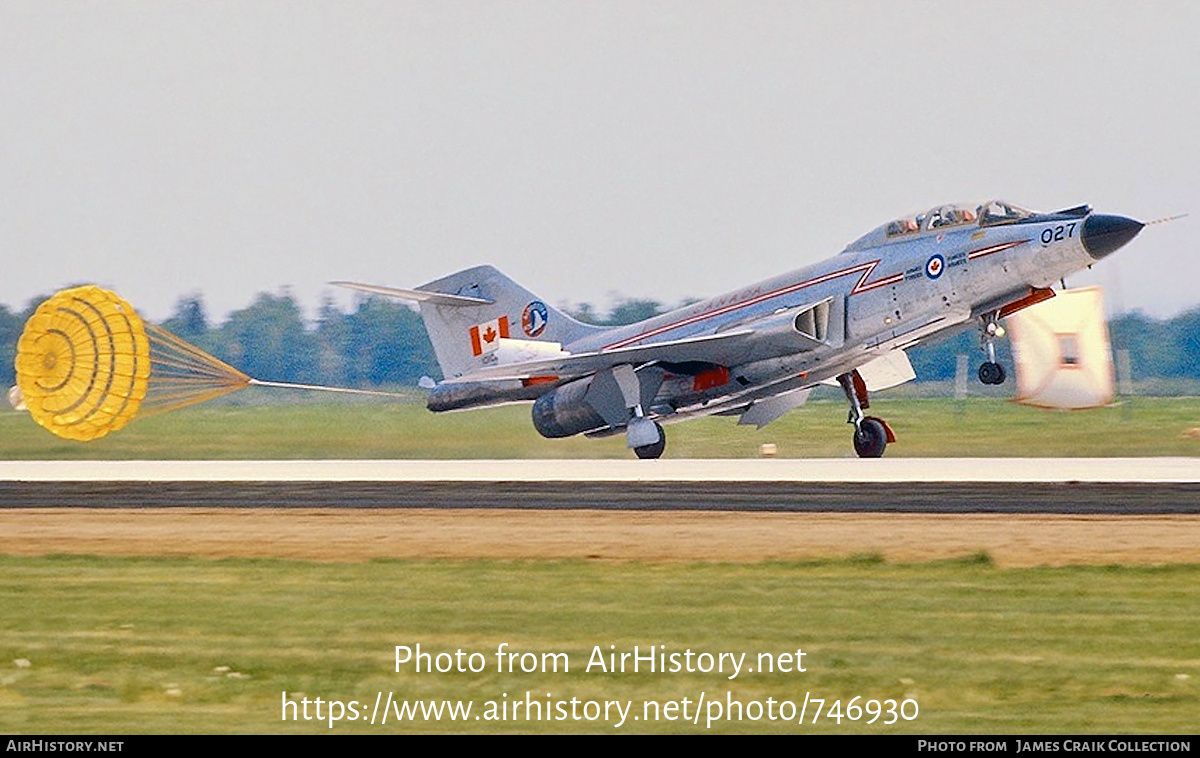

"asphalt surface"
[2, 480, 1199, 513]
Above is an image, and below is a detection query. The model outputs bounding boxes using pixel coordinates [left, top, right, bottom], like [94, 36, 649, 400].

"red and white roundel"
[925, 254, 945, 280]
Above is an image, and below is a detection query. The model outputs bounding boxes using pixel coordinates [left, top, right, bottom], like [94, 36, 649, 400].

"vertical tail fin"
[339, 266, 602, 380]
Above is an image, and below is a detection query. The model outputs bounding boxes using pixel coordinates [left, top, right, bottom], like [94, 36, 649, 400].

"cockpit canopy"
[844, 200, 1036, 252]
[977, 200, 1036, 227]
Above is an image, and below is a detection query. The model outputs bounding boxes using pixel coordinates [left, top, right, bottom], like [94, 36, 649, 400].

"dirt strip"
[3, 508, 1200, 567]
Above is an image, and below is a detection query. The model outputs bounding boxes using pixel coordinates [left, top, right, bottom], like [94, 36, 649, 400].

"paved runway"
[2, 457, 1200, 482]
[3, 459, 1198, 563]
[1, 458, 1197, 513]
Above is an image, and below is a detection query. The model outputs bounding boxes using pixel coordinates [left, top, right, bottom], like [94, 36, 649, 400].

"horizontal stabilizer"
[330, 281, 493, 306]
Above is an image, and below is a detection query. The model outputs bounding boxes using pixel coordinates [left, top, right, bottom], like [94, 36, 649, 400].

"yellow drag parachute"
[14, 285, 251, 441]
[16, 286, 150, 440]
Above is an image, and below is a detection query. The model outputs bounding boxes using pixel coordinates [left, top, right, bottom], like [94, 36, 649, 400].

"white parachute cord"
[247, 379, 416, 398]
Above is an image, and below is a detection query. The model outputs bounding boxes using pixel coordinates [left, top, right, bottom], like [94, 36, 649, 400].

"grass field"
[3, 393, 1200, 459]
[1, 555, 1197, 734]
[3, 395, 1198, 734]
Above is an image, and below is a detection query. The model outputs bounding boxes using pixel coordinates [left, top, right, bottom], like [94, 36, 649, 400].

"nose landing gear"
[978, 361, 1006, 385]
[978, 314, 1007, 385]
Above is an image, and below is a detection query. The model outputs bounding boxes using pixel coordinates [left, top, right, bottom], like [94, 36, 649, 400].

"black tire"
[978, 361, 1002, 385]
[853, 418, 887, 458]
[633, 422, 666, 459]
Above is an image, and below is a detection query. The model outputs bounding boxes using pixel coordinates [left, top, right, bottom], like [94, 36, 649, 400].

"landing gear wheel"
[853, 418, 888, 458]
[978, 361, 1006, 385]
[633, 422, 666, 459]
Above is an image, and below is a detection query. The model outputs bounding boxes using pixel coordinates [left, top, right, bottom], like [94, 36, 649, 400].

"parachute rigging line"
[14, 285, 415, 441]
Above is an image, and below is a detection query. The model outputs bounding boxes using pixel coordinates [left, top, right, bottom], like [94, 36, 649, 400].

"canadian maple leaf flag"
[469, 316, 510, 356]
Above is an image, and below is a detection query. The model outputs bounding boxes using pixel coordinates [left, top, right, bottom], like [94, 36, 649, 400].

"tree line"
[0, 291, 438, 390]
[0, 291, 682, 390]
[2, 291, 1199, 390]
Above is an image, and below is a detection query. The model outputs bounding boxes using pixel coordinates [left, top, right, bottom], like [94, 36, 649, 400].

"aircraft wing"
[441, 329, 756, 383]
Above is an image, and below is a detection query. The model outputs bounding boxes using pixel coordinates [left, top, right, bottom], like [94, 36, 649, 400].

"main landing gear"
[632, 421, 666, 459]
[837, 370, 894, 458]
[978, 314, 1007, 385]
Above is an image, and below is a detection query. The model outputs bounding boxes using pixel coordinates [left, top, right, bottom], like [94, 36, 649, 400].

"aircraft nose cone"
[1082, 214, 1144, 259]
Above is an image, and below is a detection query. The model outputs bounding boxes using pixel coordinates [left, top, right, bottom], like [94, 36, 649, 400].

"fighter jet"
[335, 200, 1142, 458]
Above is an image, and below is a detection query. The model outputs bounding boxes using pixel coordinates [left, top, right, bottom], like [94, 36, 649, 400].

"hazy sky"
[1, 1, 1197, 322]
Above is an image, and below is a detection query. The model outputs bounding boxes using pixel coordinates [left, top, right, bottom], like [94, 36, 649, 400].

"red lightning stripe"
[967, 239, 1028, 260]
[602, 259, 901, 351]
[600, 237, 1029, 350]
